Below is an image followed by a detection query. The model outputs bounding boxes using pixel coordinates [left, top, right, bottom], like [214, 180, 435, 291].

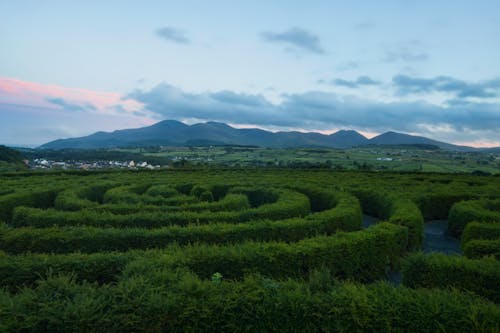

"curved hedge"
[352, 189, 423, 251]
[464, 240, 500, 260]
[448, 199, 500, 237]
[0, 188, 60, 222]
[126, 222, 407, 282]
[0, 222, 402, 288]
[402, 253, 500, 303]
[10, 188, 310, 229]
[0, 192, 361, 254]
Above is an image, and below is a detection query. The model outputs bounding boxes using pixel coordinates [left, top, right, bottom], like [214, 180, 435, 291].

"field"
[1, 169, 500, 332]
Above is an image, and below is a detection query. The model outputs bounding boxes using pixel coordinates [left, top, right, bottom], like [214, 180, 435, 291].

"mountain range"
[39, 120, 496, 152]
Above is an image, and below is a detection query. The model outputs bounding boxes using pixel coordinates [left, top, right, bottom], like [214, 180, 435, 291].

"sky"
[1, 0, 500, 147]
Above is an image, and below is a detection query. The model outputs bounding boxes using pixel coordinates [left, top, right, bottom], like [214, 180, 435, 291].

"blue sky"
[1, 0, 500, 146]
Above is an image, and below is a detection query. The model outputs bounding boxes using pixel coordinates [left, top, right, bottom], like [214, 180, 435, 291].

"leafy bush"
[448, 199, 500, 236]
[0, 188, 60, 222]
[464, 240, 500, 260]
[402, 253, 500, 303]
[0, 274, 498, 332]
[462, 222, 500, 249]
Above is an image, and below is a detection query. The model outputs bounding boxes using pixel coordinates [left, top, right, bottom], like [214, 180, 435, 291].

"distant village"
[29, 158, 162, 170]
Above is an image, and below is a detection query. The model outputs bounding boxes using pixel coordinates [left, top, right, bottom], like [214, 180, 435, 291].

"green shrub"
[54, 190, 97, 211]
[130, 222, 407, 282]
[0, 251, 136, 290]
[0, 188, 60, 222]
[199, 190, 214, 202]
[1, 193, 360, 254]
[415, 192, 474, 219]
[352, 189, 423, 251]
[464, 240, 500, 260]
[402, 253, 500, 303]
[448, 199, 500, 236]
[1, 275, 498, 332]
[144, 185, 177, 198]
[462, 222, 500, 249]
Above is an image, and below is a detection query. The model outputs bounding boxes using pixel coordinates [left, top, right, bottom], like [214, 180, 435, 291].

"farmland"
[0, 169, 499, 332]
[23, 145, 500, 174]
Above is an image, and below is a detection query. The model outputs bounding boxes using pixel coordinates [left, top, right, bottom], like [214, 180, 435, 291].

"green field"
[1, 169, 499, 332]
[24, 145, 500, 174]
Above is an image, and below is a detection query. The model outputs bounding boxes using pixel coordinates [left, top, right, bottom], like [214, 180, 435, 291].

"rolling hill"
[39, 120, 484, 151]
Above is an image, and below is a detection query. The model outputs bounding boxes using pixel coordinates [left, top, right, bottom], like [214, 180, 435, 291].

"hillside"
[39, 120, 483, 151]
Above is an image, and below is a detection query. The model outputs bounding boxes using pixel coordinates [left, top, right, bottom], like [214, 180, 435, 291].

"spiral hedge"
[0, 169, 499, 332]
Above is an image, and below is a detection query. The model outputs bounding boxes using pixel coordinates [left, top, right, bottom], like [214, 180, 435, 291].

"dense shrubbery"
[0, 169, 499, 331]
[414, 191, 475, 219]
[351, 189, 423, 250]
[464, 240, 500, 259]
[448, 199, 500, 236]
[0, 188, 60, 221]
[402, 253, 500, 303]
[0, 274, 498, 333]
[462, 222, 500, 249]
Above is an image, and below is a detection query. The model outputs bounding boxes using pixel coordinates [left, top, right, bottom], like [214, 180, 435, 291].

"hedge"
[92, 193, 250, 214]
[402, 253, 500, 303]
[0, 193, 361, 254]
[464, 240, 500, 260]
[0, 188, 60, 222]
[10, 189, 310, 229]
[0, 274, 498, 332]
[126, 222, 407, 282]
[462, 222, 500, 249]
[54, 183, 117, 211]
[414, 192, 474, 220]
[0, 250, 137, 291]
[352, 189, 423, 251]
[448, 199, 500, 236]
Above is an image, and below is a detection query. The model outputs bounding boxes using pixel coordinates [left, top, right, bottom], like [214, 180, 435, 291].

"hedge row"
[352, 189, 423, 251]
[462, 222, 500, 249]
[126, 222, 407, 282]
[0, 192, 361, 254]
[92, 193, 250, 214]
[10, 189, 310, 229]
[464, 240, 500, 260]
[0, 250, 136, 291]
[448, 199, 500, 237]
[402, 253, 500, 303]
[414, 191, 475, 220]
[0, 222, 398, 288]
[54, 183, 118, 211]
[0, 188, 60, 222]
[1, 273, 498, 332]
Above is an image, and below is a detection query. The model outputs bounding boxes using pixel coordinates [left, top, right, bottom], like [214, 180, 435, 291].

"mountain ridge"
[38, 120, 490, 151]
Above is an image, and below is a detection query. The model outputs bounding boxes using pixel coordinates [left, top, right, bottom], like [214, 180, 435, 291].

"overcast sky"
[1, 0, 500, 147]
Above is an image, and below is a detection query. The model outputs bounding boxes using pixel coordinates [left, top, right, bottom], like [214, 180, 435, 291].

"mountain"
[38, 120, 488, 151]
[368, 131, 475, 151]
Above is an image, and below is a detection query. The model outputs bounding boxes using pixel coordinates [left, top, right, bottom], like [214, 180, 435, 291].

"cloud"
[393, 75, 500, 98]
[126, 82, 500, 143]
[336, 61, 359, 71]
[332, 76, 380, 88]
[383, 41, 428, 63]
[155, 27, 190, 44]
[0, 77, 142, 112]
[46, 97, 96, 112]
[260, 27, 325, 54]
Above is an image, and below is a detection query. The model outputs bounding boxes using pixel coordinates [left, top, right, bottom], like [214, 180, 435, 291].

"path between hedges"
[362, 215, 461, 285]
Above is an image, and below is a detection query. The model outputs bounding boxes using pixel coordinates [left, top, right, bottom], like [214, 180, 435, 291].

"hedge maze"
[0, 170, 499, 332]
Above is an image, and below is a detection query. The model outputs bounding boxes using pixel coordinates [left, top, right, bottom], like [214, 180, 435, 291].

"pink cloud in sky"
[0, 77, 143, 114]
